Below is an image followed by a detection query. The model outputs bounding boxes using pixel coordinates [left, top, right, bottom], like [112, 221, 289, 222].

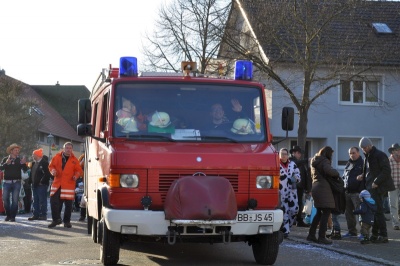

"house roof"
[23, 84, 84, 143]
[237, 0, 400, 66]
[31, 84, 90, 130]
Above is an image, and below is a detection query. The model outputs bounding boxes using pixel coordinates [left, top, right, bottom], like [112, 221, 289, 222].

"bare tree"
[141, 0, 231, 74]
[220, 0, 398, 151]
[0, 76, 43, 157]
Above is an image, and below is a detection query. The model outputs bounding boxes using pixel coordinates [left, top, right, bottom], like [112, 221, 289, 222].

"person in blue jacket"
[353, 190, 377, 244]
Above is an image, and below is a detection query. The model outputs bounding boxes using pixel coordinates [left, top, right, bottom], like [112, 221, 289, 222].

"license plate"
[236, 212, 274, 223]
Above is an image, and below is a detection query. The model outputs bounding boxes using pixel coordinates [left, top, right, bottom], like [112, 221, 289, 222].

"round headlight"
[256, 175, 272, 189]
[120, 174, 139, 188]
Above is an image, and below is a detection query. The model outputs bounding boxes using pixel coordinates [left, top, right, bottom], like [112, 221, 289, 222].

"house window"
[340, 79, 381, 105]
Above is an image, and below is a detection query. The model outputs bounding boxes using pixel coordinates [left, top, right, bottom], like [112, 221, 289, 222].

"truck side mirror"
[281, 107, 294, 131]
[78, 99, 92, 124]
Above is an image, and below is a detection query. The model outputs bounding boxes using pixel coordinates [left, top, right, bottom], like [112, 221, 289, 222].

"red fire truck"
[77, 57, 294, 265]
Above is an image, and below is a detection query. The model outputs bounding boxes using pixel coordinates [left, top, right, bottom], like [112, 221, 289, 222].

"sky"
[1, 0, 168, 90]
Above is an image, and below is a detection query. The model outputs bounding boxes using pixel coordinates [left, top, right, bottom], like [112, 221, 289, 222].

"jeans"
[331, 213, 341, 232]
[2, 181, 22, 219]
[388, 189, 400, 227]
[345, 192, 361, 234]
[32, 184, 48, 217]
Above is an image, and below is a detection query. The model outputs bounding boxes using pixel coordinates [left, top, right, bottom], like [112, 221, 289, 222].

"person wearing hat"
[356, 137, 394, 243]
[353, 190, 377, 244]
[48, 142, 82, 228]
[27, 148, 52, 221]
[289, 145, 312, 227]
[387, 143, 400, 230]
[0, 143, 28, 222]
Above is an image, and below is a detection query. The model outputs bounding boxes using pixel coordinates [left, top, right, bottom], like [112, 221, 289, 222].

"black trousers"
[370, 189, 388, 237]
[50, 188, 73, 223]
[309, 207, 331, 238]
[296, 187, 304, 222]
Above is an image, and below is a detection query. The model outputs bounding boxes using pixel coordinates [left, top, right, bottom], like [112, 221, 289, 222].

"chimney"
[0, 69, 5, 76]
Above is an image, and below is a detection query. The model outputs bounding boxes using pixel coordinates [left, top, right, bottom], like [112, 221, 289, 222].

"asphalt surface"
[287, 214, 400, 266]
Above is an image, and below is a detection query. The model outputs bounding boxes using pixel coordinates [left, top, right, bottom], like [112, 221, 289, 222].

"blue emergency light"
[234, 60, 253, 80]
[120, 57, 138, 77]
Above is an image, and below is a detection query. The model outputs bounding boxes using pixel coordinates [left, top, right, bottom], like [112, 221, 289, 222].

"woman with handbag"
[306, 146, 340, 245]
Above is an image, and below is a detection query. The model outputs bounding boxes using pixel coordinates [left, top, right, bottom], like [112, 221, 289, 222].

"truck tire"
[100, 218, 120, 265]
[87, 215, 93, 235]
[251, 232, 280, 265]
[92, 217, 98, 243]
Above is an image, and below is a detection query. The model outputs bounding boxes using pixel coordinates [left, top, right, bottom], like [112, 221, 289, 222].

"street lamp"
[47, 133, 54, 160]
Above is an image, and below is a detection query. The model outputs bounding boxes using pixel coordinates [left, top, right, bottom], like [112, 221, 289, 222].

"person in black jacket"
[0, 143, 28, 222]
[290, 145, 312, 227]
[342, 146, 365, 238]
[357, 137, 395, 244]
[27, 148, 51, 221]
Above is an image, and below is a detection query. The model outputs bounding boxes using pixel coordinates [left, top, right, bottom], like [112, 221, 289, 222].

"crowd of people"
[0, 142, 84, 228]
[1, 136, 399, 241]
[278, 137, 399, 245]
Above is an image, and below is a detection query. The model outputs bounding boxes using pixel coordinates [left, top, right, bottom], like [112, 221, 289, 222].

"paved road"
[0, 210, 399, 265]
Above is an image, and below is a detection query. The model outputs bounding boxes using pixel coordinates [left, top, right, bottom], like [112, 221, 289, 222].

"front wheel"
[100, 218, 120, 265]
[251, 232, 280, 265]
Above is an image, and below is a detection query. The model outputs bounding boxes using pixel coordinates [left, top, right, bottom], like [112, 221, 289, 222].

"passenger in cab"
[116, 98, 147, 132]
[206, 99, 243, 131]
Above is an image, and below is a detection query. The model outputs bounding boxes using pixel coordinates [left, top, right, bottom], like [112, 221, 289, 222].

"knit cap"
[33, 148, 43, 157]
[359, 190, 371, 199]
[359, 137, 372, 148]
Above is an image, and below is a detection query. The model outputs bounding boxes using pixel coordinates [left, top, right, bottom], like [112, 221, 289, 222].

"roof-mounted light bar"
[120, 57, 138, 77]
[234, 60, 253, 81]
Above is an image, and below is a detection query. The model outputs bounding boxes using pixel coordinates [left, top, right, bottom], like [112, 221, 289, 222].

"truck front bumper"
[103, 208, 283, 236]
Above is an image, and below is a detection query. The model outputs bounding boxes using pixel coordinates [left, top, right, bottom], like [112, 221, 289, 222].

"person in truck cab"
[206, 99, 243, 131]
[116, 98, 147, 132]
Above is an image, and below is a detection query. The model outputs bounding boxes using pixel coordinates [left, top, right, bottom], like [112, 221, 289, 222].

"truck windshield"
[113, 82, 266, 142]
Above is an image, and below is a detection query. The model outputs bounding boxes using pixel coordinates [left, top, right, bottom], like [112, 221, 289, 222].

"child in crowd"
[353, 190, 377, 244]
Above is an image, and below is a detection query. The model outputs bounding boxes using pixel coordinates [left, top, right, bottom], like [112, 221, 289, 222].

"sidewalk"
[287, 214, 400, 266]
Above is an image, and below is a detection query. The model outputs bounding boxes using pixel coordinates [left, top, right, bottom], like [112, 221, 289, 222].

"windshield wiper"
[200, 136, 238, 143]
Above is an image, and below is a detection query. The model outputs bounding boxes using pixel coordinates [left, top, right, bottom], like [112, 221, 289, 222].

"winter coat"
[353, 198, 377, 226]
[29, 159, 51, 187]
[310, 155, 340, 209]
[290, 157, 312, 192]
[343, 156, 365, 193]
[49, 151, 82, 200]
[364, 146, 395, 194]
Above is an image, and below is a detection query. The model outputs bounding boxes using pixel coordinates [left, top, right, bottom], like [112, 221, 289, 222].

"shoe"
[394, 226, 400, 230]
[371, 236, 389, 244]
[28, 216, 39, 221]
[38, 216, 47, 221]
[360, 236, 371, 245]
[296, 221, 310, 227]
[78, 216, 85, 222]
[306, 234, 318, 243]
[9, 218, 15, 222]
[64, 222, 72, 228]
[342, 232, 357, 238]
[48, 219, 62, 228]
[5, 216, 10, 222]
[330, 232, 342, 240]
[318, 237, 332, 245]
[283, 233, 289, 239]
[357, 234, 364, 241]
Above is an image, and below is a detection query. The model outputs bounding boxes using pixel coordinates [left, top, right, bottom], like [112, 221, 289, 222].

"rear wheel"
[251, 232, 280, 265]
[100, 217, 120, 265]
